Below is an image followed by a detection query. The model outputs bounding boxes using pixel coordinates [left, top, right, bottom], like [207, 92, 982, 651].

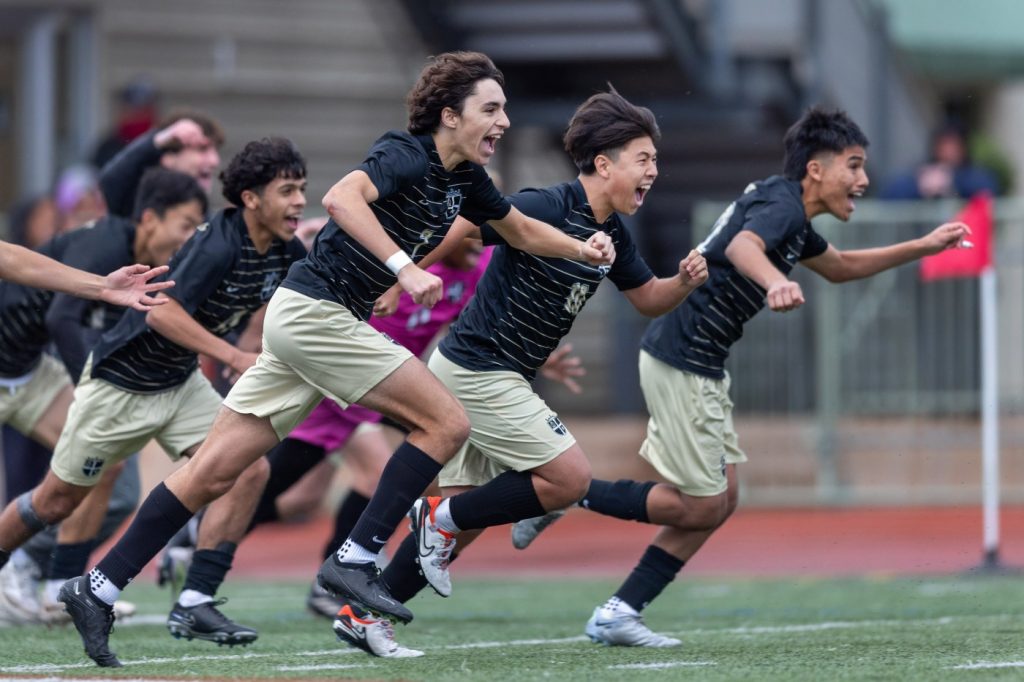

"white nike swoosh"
[74, 581, 80, 596]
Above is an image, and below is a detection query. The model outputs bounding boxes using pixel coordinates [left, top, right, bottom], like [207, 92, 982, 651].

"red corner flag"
[920, 192, 994, 281]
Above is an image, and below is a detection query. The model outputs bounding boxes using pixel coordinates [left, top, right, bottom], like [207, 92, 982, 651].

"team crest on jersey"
[563, 282, 590, 315]
[597, 264, 611, 277]
[444, 187, 463, 221]
[546, 414, 567, 436]
[260, 272, 282, 301]
[81, 457, 104, 477]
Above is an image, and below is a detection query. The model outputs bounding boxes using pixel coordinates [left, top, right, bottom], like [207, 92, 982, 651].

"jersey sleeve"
[457, 164, 512, 225]
[357, 132, 429, 201]
[99, 131, 162, 217]
[607, 221, 655, 291]
[162, 224, 236, 314]
[741, 197, 807, 252]
[799, 225, 830, 260]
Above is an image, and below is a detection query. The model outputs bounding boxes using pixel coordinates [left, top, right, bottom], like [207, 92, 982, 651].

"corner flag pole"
[980, 265, 1000, 568]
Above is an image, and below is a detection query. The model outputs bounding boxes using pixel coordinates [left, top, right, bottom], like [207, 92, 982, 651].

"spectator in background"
[54, 165, 107, 233]
[881, 120, 1000, 199]
[91, 76, 160, 170]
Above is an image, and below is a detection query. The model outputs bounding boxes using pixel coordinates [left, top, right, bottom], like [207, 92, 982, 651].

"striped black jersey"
[440, 180, 654, 381]
[641, 175, 829, 379]
[91, 208, 305, 393]
[0, 216, 136, 379]
[283, 131, 511, 320]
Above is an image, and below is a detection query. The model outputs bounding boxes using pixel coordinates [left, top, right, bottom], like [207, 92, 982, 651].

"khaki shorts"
[637, 350, 747, 497]
[224, 287, 412, 439]
[0, 354, 71, 436]
[50, 365, 222, 487]
[430, 350, 576, 488]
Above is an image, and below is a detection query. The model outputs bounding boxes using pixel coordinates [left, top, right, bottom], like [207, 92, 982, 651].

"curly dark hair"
[563, 86, 660, 175]
[220, 137, 306, 206]
[783, 107, 869, 181]
[406, 52, 505, 135]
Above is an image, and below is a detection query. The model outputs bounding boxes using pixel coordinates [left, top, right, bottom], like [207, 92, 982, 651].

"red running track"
[213, 506, 1024, 580]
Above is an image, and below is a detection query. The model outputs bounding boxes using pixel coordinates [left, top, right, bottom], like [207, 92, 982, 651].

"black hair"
[158, 108, 226, 149]
[7, 195, 52, 247]
[220, 137, 306, 207]
[406, 52, 505, 135]
[132, 167, 208, 222]
[564, 86, 660, 174]
[783, 107, 869, 181]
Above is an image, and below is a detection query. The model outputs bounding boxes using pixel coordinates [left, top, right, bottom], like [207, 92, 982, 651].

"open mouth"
[635, 184, 652, 206]
[847, 189, 864, 214]
[481, 134, 501, 156]
[284, 215, 302, 231]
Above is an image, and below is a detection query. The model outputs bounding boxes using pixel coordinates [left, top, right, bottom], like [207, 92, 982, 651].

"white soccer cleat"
[584, 605, 682, 648]
[408, 496, 455, 598]
[0, 552, 42, 623]
[511, 509, 566, 550]
[333, 603, 424, 658]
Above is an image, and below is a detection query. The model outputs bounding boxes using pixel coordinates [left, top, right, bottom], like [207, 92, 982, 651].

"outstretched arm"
[145, 294, 257, 376]
[623, 249, 708, 317]
[489, 206, 615, 266]
[0, 242, 173, 310]
[803, 221, 971, 283]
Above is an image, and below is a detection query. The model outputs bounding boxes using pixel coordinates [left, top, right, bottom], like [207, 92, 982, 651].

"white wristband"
[385, 250, 413, 275]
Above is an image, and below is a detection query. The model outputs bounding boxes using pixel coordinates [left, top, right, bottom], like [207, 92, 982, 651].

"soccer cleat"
[42, 585, 138, 626]
[0, 576, 40, 627]
[584, 605, 682, 648]
[511, 509, 566, 550]
[306, 580, 344, 619]
[317, 557, 413, 624]
[408, 496, 455, 597]
[0, 553, 42, 621]
[333, 602, 424, 658]
[167, 598, 258, 646]
[58, 576, 121, 667]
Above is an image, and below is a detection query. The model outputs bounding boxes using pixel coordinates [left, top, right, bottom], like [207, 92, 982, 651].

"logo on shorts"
[546, 414, 567, 436]
[720, 455, 726, 476]
[380, 331, 401, 346]
[81, 458, 104, 477]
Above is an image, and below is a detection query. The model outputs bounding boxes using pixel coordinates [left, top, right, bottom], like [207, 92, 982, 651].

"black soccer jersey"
[440, 180, 654, 381]
[641, 175, 829, 379]
[283, 131, 511, 320]
[0, 217, 136, 379]
[90, 208, 305, 393]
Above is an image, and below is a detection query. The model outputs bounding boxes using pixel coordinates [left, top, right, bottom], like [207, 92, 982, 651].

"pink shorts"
[287, 399, 383, 452]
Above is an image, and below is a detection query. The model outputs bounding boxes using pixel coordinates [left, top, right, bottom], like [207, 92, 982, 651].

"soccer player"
[0, 242, 172, 308]
[0, 169, 206, 625]
[0, 137, 306, 663]
[513, 107, 972, 647]
[331, 88, 707, 657]
[100, 110, 224, 217]
[58, 51, 613, 667]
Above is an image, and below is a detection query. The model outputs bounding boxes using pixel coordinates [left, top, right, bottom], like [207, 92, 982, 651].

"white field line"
[0, 612, 1004, 675]
[609, 661, 716, 670]
[951, 661, 1024, 670]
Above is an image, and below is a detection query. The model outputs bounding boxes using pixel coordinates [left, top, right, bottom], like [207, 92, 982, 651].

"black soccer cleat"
[167, 598, 258, 646]
[316, 557, 413, 624]
[58, 576, 122, 668]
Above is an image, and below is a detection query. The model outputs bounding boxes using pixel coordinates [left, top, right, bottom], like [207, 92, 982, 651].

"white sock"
[177, 589, 214, 608]
[603, 596, 638, 616]
[432, 498, 460, 535]
[87, 568, 120, 606]
[43, 579, 64, 604]
[336, 539, 377, 564]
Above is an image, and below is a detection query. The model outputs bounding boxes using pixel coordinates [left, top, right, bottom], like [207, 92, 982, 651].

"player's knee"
[437, 409, 471, 452]
[19, 489, 74, 527]
[238, 456, 271, 491]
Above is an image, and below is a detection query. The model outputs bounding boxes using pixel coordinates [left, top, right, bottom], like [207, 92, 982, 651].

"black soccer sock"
[48, 540, 96, 580]
[0, 549, 9, 571]
[381, 531, 461, 603]
[346, 442, 441, 555]
[248, 439, 327, 532]
[580, 479, 656, 522]
[182, 542, 236, 597]
[448, 470, 546, 530]
[323, 492, 370, 560]
[95, 482, 194, 589]
[613, 545, 685, 612]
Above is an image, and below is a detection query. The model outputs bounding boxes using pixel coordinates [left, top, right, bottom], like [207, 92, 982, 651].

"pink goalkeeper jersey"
[288, 248, 492, 448]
